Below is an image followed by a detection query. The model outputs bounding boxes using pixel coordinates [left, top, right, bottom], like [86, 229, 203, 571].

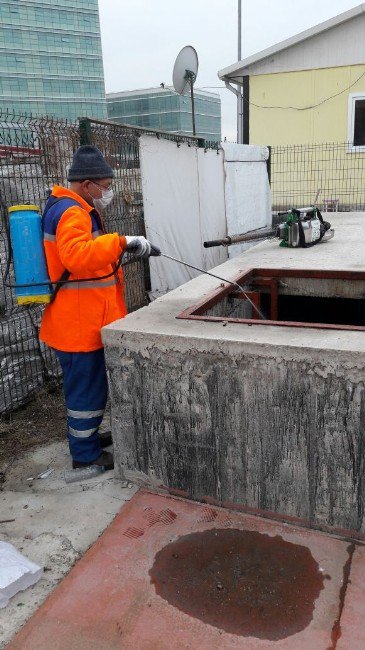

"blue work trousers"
[55, 348, 108, 463]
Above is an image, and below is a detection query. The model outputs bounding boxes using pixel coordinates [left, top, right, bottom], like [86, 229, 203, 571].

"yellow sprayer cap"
[8, 204, 40, 213]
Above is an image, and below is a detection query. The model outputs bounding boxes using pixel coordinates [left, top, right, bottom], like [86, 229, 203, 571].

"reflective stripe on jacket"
[39, 185, 127, 352]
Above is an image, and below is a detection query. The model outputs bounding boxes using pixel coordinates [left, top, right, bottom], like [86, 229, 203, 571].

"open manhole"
[177, 268, 365, 331]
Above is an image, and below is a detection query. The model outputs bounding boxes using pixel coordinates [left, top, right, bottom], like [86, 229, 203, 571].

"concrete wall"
[103, 213, 365, 536]
[105, 335, 365, 534]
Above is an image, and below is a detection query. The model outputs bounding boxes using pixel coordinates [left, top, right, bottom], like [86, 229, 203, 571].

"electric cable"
[3, 253, 125, 290]
[200, 69, 365, 111]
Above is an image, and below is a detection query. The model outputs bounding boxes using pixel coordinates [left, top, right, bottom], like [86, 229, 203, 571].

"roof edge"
[106, 86, 220, 99]
[218, 3, 365, 80]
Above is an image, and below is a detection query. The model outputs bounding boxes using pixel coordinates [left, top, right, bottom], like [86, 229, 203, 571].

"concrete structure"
[103, 212, 365, 536]
[0, 0, 107, 120]
[107, 87, 221, 142]
[219, 4, 365, 147]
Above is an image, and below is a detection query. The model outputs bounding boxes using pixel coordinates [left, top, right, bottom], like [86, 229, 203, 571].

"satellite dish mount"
[173, 46, 199, 136]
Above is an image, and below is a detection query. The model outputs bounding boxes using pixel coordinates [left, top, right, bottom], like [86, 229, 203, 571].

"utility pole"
[237, 0, 243, 143]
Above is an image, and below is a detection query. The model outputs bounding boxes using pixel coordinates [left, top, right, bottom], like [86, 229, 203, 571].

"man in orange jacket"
[40, 145, 154, 471]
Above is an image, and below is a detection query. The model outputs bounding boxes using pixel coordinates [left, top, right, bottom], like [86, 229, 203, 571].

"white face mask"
[88, 182, 114, 210]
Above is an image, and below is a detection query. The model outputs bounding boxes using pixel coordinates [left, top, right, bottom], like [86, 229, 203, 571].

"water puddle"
[150, 528, 325, 640]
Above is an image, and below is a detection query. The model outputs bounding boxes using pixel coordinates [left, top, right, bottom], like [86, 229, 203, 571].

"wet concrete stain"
[330, 542, 355, 649]
[149, 528, 325, 640]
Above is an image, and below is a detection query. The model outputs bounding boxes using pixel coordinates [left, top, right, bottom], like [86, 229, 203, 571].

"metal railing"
[269, 142, 365, 212]
[0, 111, 213, 414]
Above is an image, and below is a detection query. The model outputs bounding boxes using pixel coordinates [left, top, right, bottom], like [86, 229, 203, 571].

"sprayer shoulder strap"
[50, 269, 71, 303]
[43, 197, 80, 302]
[42, 196, 81, 231]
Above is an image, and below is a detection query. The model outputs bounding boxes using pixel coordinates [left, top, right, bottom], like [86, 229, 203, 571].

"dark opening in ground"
[177, 268, 365, 331]
[260, 294, 365, 326]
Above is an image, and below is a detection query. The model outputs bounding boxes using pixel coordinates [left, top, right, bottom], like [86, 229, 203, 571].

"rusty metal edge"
[176, 268, 365, 331]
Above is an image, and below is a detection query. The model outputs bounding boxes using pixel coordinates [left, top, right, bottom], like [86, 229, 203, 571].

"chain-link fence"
[0, 111, 205, 414]
[82, 117, 202, 310]
[269, 142, 365, 212]
[0, 111, 81, 414]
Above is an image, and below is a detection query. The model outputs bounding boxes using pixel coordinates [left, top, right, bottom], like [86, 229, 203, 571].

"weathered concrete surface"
[0, 441, 136, 648]
[103, 213, 365, 534]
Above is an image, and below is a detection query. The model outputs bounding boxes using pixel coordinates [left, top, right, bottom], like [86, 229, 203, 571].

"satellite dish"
[173, 46, 198, 95]
[173, 46, 199, 135]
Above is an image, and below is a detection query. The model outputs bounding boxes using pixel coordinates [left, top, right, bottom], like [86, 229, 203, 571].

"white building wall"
[234, 14, 365, 77]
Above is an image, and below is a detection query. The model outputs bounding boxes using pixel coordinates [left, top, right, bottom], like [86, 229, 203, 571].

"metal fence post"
[266, 145, 272, 186]
[79, 117, 92, 145]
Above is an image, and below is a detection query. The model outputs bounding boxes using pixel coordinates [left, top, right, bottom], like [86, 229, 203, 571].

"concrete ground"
[0, 440, 136, 648]
[6, 490, 365, 650]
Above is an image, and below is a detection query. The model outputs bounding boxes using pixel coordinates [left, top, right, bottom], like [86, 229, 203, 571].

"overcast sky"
[98, 0, 361, 140]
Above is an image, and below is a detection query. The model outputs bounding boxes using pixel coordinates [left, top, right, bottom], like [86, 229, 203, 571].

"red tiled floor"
[6, 490, 353, 649]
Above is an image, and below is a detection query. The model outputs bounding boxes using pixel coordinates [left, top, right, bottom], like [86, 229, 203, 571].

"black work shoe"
[72, 451, 114, 471]
[99, 430, 112, 448]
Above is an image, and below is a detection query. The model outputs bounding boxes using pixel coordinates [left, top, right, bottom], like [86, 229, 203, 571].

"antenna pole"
[237, 0, 243, 143]
[190, 76, 196, 136]
[238, 0, 242, 61]
[185, 71, 197, 136]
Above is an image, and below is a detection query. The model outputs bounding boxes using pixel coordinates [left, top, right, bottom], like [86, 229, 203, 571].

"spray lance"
[150, 249, 265, 320]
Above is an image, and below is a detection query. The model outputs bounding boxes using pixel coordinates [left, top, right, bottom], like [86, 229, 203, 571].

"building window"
[348, 93, 365, 151]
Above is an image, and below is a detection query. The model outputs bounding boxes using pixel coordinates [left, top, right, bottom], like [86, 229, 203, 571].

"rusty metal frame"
[177, 268, 365, 331]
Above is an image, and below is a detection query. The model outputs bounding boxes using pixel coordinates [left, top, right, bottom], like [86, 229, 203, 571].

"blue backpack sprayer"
[7, 205, 52, 305]
[4, 203, 146, 304]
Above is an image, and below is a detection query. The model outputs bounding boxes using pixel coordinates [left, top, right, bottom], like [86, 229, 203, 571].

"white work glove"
[125, 235, 151, 258]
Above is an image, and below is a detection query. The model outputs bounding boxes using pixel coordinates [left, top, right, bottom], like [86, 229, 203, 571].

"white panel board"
[197, 148, 228, 270]
[140, 136, 228, 296]
[222, 144, 272, 258]
[140, 136, 202, 295]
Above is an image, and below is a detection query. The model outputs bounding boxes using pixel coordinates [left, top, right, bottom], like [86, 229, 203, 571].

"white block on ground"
[0, 542, 43, 609]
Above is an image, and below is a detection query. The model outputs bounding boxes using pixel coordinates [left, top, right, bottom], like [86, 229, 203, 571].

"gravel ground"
[0, 386, 66, 479]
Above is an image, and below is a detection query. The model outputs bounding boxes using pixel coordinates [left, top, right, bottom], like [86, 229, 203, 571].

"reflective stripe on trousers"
[55, 348, 108, 463]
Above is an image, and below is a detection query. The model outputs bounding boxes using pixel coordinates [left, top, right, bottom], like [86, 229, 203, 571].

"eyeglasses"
[89, 180, 113, 191]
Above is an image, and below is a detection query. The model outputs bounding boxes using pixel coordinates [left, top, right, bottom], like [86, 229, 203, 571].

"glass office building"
[107, 87, 221, 141]
[0, 0, 107, 120]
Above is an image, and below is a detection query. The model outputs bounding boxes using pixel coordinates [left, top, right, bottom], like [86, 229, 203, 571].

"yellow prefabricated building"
[219, 5, 365, 209]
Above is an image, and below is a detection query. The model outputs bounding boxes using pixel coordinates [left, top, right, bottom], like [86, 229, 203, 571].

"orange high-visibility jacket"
[39, 185, 127, 352]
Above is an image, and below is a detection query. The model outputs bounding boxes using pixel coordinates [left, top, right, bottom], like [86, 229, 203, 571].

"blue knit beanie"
[67, 145, 114, 181]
